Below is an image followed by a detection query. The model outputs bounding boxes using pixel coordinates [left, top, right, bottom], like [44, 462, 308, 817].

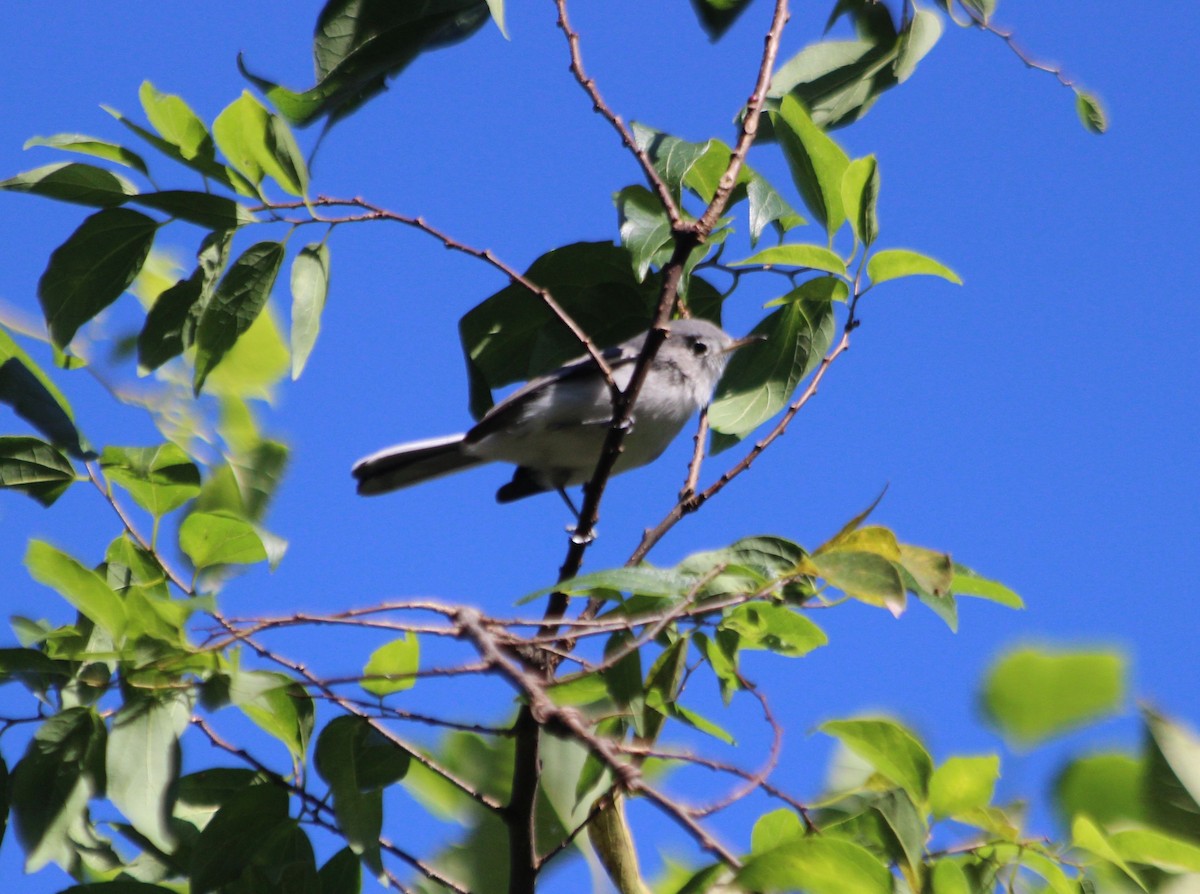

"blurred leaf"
[751, 808, 804, 854]
[1055, 753, 1144, 828]
[290, 243, 330, 379]
[719, 603, 827, 657]
[203, 303, 290, 401]
[929, 755, 999, 818]
[213, 91, 308, 196]
[929, 859, 971, 894]
[1075, 88, 1108, 135]
[0, 326, 89, 457]
[1143, 708, 1200, 841]
[1072, 814, 1145, 889]
[131, 190, 257, 229]
[731, 243, 847, 276]
[26, 540, 126, 640]
[709, 290, 836, 446]
[529, 566, 697, 605]
[179, 511, 267, 568]
[11, 707, 106, 873]
[821, 718, 933, 799]
[867, 248, 962, 286]
[1109, 826, 1200, 874]
[318, 848, 362, 894]
[193, 241, 284, 394]
[841, 155, 879, 247]
[139, 81, 213, 164]
[773, 94, 850, 236]
[25, 133, 150, 176]
[738, 834, 891, 893]
[950, 564, 1023, 608]
[459, 242, 659, 418]
[0, 436, 76, 506]
[616, 185, 673, 281]
[229, 671, 313, 760]
[361, 633, 420, 696]
[238, 0, 491, 127]
[100, 443, 200, 517]
[0, 162, 137, 208]
[689, 0, 753, 39]
[981, 646, 1126, 745]
[38, 207, 158, 348]
[190, 782, 290, 894]
[106, 690, 192, 852]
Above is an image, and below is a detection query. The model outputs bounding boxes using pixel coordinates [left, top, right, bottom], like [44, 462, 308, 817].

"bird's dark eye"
[690, 338, 708, 356]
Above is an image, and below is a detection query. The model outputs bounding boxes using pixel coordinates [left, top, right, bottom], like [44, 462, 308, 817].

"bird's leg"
[559, 487, 597, 544]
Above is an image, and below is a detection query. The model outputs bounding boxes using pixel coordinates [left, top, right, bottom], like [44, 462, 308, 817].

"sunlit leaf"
[25, 133, 150, 176]
[100, 443, 200, 517]
[950, 564, 1023, 608]
[290, 243, 330, 379]
[25, 540, 126, 639]
[821, 717, 933, 799]
[1055, 753, 1144, 828]
[841, 155, 879, 247]
[867, 248, 962, 286]
[738, 834, 891, 894]
[0, 162, 137, 208]
[139, 81, 213, 163]
[228, 670, 313, 760]
[213, 91, 308, 196]
[719, 603, 827, 657]
[361, 634, 420, 696]
[773, 94, 850, 236]
[929, 755, 999, 818]
[1075, 88, 1108, 135]
[731, 243, 847, 277]
[179, 510, 268, 568]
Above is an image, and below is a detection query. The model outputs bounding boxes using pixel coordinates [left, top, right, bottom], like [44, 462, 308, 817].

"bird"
[352, 318, 755, 507]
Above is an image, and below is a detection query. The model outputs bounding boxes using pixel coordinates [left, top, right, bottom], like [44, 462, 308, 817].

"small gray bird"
[352, 318, 754, 504]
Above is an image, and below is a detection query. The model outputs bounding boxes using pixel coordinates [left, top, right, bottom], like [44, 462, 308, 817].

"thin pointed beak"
[723, 333, 767, 354]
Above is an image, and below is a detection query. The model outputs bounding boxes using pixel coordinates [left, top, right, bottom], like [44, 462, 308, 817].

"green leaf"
[193, 241, 284, 394]
[929, 859, 971, 894]
[131, 190, 257, 229]
[238, 1, 491, 127]
[773, 94, 850, 236]
[137, 273, 203, 370]
[894, 8, 943, 83]
[38, 207, 158, 348]
[190, 782, 291, 894]
[1055, 753, 1144, 828]
[228, 670, 314, 760]
[616, 185, 673, 281]
[106, 690, 192, 852]
[689, 0, 754, 39]
[0, 326, 88, 457]
[811, 527, 906, 613]
[0, 162, 137, 207]
[709, 291, 836, 445]
[950, 564, 1023, 608]
[25, 541, 126, 639]
[318, 848, 362, 894]
[738, 834, 891, 894]
[104, 104, 236, 191]
[11, 708, 106, 873]
[982, 646, 1126, 745]
[213, 91, 308, 197]
[532, 566, 698, 605]
[1075, 88, 1108, 134]
[0, 436, 76, 506]
[139, 81, 213, 163]
[731, 243, 847, 276]
[929, 755, 1000, 818]
[361, 634, 420, 696]
[459, 242, 659, 418]
[1072, 814, 1145, 889]
[867, 248, 962, 286]
[719, 603, 827, 657]
[1143, 708, 1200, 840]
[290, 243, 330, 379]
[179, 510, 268, 568]
[751, 808, 804, 854]
[821, 718, 933, 799]
[100, 443, 201, 517]
[25, 133, 150, 176]
[1109, 826, 1200, 873]
[841, 155, 880, 247]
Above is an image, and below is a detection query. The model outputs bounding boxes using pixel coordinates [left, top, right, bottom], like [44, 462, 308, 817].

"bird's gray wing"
[464, 342, 639, 444]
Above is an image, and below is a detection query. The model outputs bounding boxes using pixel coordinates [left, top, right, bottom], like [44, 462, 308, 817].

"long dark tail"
[352, 434, 486, 495]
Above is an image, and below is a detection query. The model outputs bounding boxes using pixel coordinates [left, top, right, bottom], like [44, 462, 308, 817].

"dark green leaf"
[709, 291, 836, 445]
[0, 326, 88, 456]
[319, 847, 362, 894]
[193, 241, 284, 394]
[190, 783, 290, 894]
[737, 834, 891, 894]
[25, 540, 126, 639]
[616, 185, 673, 281]
[25, 133, 150, 176]
[1075, 88, 1108, 135]
[773, 95, 850, 236]
[11, 708, 106, 873]
[137, 273, 203, 370]
[38, 207, 158, 348]
[0, 436, 76, 506]
[100, 443, 200, 517]
[1143, 708, 1200, 841]
[179, 510, 268, 568]
[361, 634, 420, 696]
[689, 0, 754, 40]
[238, 0, 490, 127]
[982, 646, 1126, 745]
[821, 717, 933, 798]
[131, 190, 257, 229]
[290, 243, 330, 379]
[532, 566, 698, 604]
[0, 162, 137, 207]
[867, 248, 962, 286]
[106, 690, 192, 852]
[459, 242, 659, 418]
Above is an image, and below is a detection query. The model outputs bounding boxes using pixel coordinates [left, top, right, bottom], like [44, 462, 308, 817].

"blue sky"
[0, 3, 1197, 891]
